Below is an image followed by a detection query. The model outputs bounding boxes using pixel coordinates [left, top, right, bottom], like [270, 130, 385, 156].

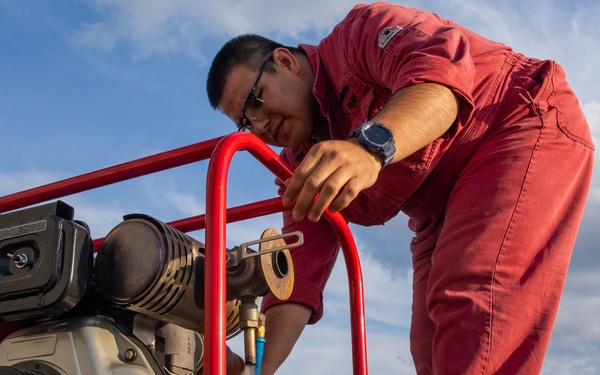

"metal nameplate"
[0, 220, 47, 240]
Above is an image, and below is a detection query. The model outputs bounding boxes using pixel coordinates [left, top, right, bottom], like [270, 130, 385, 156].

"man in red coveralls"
[207, 2, 594, 374]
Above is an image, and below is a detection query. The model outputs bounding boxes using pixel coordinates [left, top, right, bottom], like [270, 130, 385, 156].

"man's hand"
[282, 139, 382, 222]
[226, 348, 246, 375]
[281, 82, 460, 223]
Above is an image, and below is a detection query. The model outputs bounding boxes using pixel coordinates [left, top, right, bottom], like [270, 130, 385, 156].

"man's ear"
[272, 47, 301, 75]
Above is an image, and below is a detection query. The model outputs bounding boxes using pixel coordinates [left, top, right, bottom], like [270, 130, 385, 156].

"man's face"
[218, 54, 317, 148]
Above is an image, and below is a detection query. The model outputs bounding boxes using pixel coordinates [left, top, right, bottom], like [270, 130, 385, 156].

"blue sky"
[1, 1, 600, 374]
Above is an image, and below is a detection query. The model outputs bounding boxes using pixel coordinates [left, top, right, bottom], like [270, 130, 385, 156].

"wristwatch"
[349, 121, 396, 168]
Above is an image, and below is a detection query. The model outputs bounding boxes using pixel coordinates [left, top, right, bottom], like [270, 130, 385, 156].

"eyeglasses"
[238, 56, 272, 132]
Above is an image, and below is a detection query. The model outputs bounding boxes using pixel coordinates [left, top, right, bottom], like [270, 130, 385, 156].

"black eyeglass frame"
[238, 56, 273, 132]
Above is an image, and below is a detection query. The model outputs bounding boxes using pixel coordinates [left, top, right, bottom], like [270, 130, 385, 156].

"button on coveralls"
[261, 3, 594, 374]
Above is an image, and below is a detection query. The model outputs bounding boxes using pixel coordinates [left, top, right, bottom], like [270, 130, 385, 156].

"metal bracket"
[226, 231, 303, 268]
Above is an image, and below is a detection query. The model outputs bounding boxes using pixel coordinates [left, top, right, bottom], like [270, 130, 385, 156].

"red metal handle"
[204, 132, 368, 375]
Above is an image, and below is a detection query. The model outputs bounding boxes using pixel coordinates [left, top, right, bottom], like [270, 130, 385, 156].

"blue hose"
[255, 337, 266, 374]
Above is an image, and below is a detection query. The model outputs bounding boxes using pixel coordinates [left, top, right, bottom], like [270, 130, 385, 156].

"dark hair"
[206, 34, 300, 109]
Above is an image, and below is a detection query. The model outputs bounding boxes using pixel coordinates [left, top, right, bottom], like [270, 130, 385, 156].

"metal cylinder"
[95, 214, 239, 335]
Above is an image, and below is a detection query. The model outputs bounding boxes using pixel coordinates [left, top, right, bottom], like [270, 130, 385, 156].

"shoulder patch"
[378, 25, 403, 49]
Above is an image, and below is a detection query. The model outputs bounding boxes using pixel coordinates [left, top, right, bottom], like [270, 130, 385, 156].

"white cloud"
[69, 0, 357, 63]
[582, 100, 600, 204]
[0, 170, 126, 238]
[73, 21, 119, 51]
[72, 0, 210, 62]
[543, 353, 599, 375]
[544, 269, 600, 373]
[163, 190, 205, 217]
[554, 270, 600, 338]
[0, 170, 65, 198]
[66, 198, 128, 238]
[583, 100, 600, 144]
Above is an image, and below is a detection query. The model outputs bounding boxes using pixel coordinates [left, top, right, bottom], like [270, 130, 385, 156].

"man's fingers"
[282, 152, 322, 208]
[329, 179, 362, 213]
[283, 140, 382, 222]
[291, 161, 338, 221]
[304, 168, 350, 221]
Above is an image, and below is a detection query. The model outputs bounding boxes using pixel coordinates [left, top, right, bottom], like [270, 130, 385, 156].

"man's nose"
[251, 117, 270, 135]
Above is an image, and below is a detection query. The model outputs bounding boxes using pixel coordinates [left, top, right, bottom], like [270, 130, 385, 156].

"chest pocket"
[339, 71, 441, 177]
[339, 71, 388, 130]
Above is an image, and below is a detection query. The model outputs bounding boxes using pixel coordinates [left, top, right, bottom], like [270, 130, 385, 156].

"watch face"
[365, 124, 390, 145]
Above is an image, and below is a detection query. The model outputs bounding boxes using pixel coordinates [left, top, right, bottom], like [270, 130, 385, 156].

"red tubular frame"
[0, 132, 368, 375]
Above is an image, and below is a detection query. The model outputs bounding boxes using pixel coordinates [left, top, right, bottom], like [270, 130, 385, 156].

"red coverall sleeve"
[325, 3, 477, 114]
[260, 150, 340, 324]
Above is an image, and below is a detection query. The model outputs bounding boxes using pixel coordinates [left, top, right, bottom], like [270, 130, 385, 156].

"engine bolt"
[13, 254, 30, 269]
[124, 348, 137, 362]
